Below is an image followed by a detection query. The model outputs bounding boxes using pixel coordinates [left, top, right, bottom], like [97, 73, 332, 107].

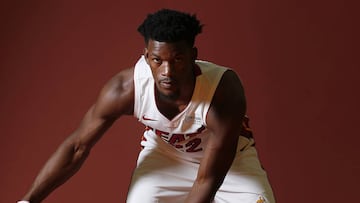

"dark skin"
[144, 40, 197, 119]
[21, 39, 246, 203]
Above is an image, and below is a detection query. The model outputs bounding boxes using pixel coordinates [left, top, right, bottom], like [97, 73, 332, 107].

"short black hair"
[137, 9, 203, 46]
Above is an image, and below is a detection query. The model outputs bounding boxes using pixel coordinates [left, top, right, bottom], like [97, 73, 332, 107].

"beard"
[155, 84, 180, 101]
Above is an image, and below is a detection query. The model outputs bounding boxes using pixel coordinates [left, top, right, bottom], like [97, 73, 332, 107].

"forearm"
[185, 133, 238, 203]
[185, 177, 223, 203]
[21, 139, 90, 203]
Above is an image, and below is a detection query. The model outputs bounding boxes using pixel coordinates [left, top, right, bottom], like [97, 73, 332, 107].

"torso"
[133, 55, 227, 158]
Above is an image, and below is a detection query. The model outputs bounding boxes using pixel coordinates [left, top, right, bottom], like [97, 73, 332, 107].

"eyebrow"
[149, 52, 185, 59]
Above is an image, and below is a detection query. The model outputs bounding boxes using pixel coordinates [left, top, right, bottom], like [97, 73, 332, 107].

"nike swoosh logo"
[142, 115, 157, 121]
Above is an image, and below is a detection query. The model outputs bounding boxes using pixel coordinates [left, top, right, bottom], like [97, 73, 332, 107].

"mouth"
[156, 78, 180, 100]
[159, 78, 176, 89]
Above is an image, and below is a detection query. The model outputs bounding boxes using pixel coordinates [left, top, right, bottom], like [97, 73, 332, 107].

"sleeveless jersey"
[133, 55, 227, 161]
[129, 57, 275, 203]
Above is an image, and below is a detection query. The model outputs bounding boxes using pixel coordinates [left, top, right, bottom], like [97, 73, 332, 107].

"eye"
[152, 57, 162, 64]
[174, 57, 183, 63]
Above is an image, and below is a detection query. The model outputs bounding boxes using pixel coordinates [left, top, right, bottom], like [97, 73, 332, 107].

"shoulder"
[213, 69, 245, 105]
[206, 69, 246, 128]
[93, 67, 135, 119]
[105, 67, 135, 94]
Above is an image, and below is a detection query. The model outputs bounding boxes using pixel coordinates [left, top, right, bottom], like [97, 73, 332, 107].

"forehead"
[146, 40, 192, 56]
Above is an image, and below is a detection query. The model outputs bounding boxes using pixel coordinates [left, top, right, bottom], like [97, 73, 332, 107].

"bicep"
[198, 70, 246, 180]
[70, 67, 134, 148]
[206, 70, 246, 146]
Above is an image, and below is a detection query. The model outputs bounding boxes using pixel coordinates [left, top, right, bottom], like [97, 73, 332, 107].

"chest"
[155, 98, 188, 121]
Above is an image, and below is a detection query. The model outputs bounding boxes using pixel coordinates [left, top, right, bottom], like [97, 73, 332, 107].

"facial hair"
[155, 85, 180, 101]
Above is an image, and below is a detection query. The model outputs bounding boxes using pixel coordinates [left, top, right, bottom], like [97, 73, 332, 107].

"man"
[18, 9, 275, 203]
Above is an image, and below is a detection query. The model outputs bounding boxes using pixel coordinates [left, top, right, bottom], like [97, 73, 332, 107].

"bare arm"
[20, 67, 135, 203]
[185, 70, 246, 203]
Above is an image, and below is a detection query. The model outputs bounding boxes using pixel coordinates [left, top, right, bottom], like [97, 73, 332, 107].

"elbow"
[61, 137, 91, 167]
[73, 143, 91, 162]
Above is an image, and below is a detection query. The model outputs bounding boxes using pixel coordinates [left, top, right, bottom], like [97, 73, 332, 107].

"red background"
[1, 1, 359, 202]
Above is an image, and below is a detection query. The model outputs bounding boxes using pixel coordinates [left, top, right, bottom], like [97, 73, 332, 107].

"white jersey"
[129, 56, 275, 203]
[133, 55, 227, 162]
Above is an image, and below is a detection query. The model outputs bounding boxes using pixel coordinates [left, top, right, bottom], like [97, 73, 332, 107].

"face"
[144, 39, 197, 100]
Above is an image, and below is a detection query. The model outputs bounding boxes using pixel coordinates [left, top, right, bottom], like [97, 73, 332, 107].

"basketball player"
[18, 9, 275, 203]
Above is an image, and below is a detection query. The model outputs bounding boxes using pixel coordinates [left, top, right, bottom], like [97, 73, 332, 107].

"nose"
[161, 61, 173, 77]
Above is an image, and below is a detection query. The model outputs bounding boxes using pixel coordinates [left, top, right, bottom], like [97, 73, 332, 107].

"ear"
[192, 47, 198, 61]
[143, 48, 150, 64]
